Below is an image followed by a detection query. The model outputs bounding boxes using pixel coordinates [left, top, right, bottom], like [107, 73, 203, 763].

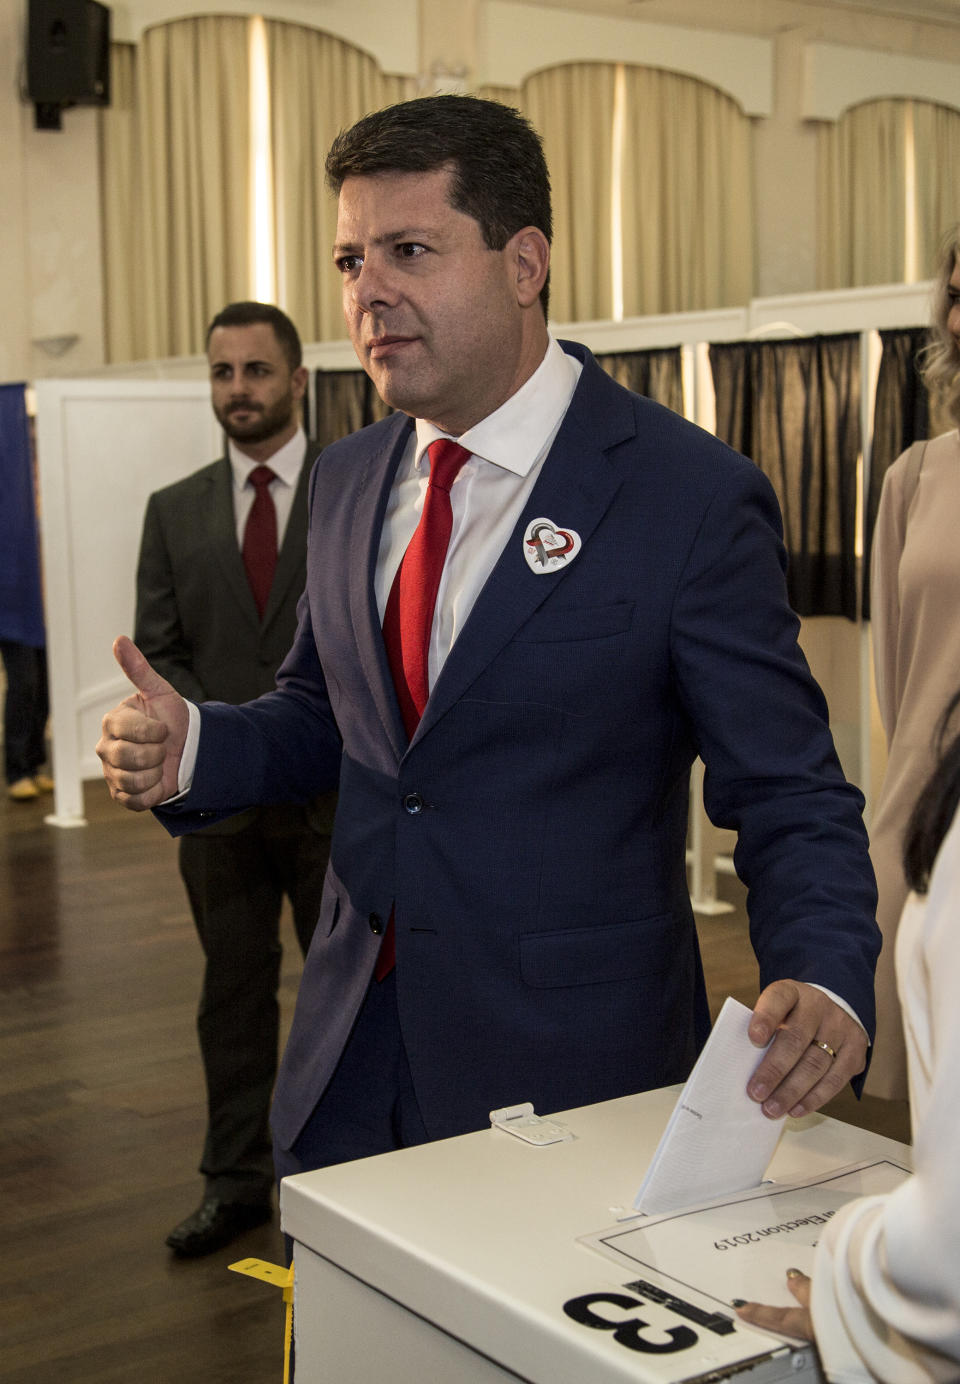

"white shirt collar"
[413, 335, 581, 475]
[228, 425, 306, 491]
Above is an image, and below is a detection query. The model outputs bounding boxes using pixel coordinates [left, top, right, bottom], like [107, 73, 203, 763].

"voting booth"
[281, 1085, 911, 1383]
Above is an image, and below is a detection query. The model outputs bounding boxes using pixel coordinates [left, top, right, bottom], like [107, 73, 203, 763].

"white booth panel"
[35, 379, 223, 822]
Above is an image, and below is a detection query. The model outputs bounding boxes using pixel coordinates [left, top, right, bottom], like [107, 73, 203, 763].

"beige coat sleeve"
[870, 445, 921, 746]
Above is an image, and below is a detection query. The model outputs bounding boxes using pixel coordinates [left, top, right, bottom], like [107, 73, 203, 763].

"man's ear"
[510, 227, 550, 308]
[292, 365, 309, 402]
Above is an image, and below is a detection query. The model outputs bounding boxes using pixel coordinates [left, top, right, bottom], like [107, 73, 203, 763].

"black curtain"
[311, 348, 685, 451]
[597, 346, 684, 414]
[709, 335, 861, 620]
[861, 327, 930, 618]
[311, 369, 394, 450]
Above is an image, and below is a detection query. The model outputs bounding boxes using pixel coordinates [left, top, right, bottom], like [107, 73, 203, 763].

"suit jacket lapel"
[347, 415, 415, 760]
[262, 440, 313, 629]
[417, 351, 636, 741]
[207, 457, 261, 628]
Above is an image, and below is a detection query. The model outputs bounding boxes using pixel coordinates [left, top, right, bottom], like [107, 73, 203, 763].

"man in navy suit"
[97, 96, 879, 1185]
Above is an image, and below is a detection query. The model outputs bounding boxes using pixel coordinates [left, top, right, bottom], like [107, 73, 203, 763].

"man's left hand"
[746, 981, 867, 1119]
[735, 1268, 813, 1341]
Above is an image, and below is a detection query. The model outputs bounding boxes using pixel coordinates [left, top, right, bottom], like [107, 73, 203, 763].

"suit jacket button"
[402, 792, 424, 814]
[369, 913, 384, 935]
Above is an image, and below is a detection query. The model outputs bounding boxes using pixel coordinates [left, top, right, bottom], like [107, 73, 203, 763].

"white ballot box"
[281, 1088, 911, 1383]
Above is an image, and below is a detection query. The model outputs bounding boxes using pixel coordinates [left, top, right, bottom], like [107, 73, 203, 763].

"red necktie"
[377, 438, 471, 978]
[242, 465, 277, 617]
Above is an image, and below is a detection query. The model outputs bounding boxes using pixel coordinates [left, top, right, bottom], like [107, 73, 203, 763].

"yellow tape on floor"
[230, 1258, 295, 1383]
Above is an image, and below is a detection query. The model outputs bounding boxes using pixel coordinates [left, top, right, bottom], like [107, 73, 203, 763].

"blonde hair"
[920, 226, 960, 426]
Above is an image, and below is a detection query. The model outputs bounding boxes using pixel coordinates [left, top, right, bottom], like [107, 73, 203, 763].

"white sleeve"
[811, 815, 960, 1382]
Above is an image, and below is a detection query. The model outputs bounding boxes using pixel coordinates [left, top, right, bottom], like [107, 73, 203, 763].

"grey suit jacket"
[134, 441, 335, 835]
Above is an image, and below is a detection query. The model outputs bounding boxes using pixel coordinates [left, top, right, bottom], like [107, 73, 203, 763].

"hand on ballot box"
[735, 1267, 813, 1342]
[746, 980, 868, 1119]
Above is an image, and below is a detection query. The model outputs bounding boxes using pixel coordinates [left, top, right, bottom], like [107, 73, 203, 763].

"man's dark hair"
[326, 95, 553, 315]
[205, 301, 303, 370]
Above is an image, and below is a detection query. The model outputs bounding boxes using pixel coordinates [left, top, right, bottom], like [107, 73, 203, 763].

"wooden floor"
[0, 780, 909, 1382]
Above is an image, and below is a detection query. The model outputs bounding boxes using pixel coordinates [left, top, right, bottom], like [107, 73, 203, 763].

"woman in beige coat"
[865, 227, 960, 1100]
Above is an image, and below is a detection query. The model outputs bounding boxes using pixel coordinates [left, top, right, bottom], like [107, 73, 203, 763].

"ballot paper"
[585, 1157, 911, 1312]
[634, 996, 784, 1213]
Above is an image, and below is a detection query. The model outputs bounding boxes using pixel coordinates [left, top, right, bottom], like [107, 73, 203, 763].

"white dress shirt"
[177, 342, 864, 1036]
[228, 425, 307, 550]
[177, 425, 308, 788]
[374, 334, 581, 688]
[179, 343, 576, 789]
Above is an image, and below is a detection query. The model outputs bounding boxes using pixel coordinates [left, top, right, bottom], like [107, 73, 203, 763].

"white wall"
[34, 379, 222, 822]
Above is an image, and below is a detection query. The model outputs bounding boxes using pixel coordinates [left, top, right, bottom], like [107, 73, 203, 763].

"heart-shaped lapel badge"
[522, 517, 582, 574]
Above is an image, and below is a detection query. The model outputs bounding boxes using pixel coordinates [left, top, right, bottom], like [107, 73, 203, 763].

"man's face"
[208, 322, 306, 454]
[334, 167, 540, 435]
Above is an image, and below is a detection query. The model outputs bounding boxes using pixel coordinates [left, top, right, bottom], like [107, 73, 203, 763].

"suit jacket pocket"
[520, 915, 669, 988]
[514, 601, 634, 643]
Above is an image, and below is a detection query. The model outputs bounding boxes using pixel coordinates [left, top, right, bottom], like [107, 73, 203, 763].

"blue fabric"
[273, 970, 428, 1185]
[159, 342, 881, 1156]
[0, 384, 45, 647]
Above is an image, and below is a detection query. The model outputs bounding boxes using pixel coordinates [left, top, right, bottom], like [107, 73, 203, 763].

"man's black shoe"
[165, 1197, 272, 1257]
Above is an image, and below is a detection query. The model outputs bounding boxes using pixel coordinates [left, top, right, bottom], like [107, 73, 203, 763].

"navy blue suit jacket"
[159, 342, 879, 1151]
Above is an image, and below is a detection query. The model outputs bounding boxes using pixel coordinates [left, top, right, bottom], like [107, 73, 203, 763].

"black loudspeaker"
[27, 0, 110, 128]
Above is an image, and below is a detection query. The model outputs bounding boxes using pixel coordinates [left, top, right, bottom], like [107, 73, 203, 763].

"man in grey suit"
[133, 301, 335, 1256]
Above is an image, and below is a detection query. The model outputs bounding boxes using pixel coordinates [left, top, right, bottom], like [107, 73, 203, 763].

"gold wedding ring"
[811, 1038, 837, 1060]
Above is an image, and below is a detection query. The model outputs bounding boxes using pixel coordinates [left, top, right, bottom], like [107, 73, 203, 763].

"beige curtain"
[619, 66, 753, 316]
[523, 64, 616, 324]
[100, 23, 251, 362]
[134, 17, 252, 359]
[913, 101, 960, 274]
[816, 100, 908, 289]
[99, 19, 418, 360]
[522, 63, 752, 323]
[99, 44, 144, 362]
[474, 84, 522, 109]
[267, 22, 415, 343]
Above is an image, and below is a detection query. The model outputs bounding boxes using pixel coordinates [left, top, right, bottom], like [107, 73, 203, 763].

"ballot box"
[281, 1088, 911, 1383]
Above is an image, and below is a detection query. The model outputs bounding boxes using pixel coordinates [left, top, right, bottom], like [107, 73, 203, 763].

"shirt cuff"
[156, 700, 200, 804]
[808, 984, 869, 1042]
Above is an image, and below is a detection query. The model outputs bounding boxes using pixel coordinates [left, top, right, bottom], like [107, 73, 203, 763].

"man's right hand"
[96, 635, 189, 810]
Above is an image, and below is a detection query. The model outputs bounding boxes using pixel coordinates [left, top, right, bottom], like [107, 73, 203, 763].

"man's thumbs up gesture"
[96, 636, 190, 810]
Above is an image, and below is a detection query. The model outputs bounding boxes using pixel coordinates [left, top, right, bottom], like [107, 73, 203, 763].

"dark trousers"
[275, 969, 429, 1381]
[1, 641, 48, 783]
[179, 807, 330, 1204]
[273, 968, 429, 1187]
